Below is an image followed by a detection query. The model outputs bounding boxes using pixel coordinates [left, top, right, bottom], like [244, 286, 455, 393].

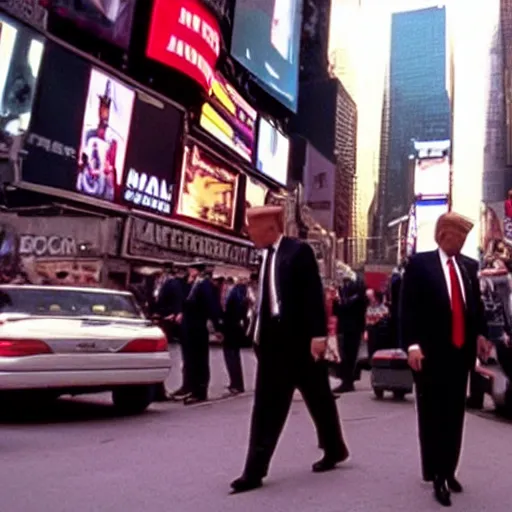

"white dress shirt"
[437, 248, 466, 304]
[254, 235, 283, 343]
[408, 248, 466, 352]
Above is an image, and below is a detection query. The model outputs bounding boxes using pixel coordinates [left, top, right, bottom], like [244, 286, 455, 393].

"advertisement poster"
[231, 0, 303, 111]
[413, 156, 450, 198]
[256, 117, 289, 186]
[120, 93, 183, 215]
[76, 68, 135, 202]
[177, 144, 239, 230]
[50, 0, 136, 49]
[200, 71, 257, 162]
[0, 14, 45, 158]
[146, 0, 221, 92]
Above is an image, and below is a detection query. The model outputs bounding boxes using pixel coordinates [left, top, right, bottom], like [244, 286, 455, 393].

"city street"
[1, 347, 512, 512]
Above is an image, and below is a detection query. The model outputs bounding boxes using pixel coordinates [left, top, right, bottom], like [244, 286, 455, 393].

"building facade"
[386, 6, 451, 222]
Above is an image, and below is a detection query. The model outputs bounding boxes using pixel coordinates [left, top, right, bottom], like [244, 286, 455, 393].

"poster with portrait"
[76, 68, 135, 202]
[177, 144, 239, 230]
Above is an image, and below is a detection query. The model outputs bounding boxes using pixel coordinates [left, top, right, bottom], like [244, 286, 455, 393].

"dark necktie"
[260, 245, 274, 324]
[448, 258, 465, 348]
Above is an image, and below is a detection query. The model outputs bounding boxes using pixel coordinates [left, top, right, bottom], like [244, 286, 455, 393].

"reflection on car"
[0, 285, 171, 414]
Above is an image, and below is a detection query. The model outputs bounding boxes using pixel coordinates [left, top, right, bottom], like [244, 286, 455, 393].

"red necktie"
[447, 258, 465, 348]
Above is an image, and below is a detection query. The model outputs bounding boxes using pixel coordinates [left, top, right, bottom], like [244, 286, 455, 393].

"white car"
[0, 285, 171, 414]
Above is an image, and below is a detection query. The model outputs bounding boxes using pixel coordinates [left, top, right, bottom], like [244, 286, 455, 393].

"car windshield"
[0, 288, 144, 319]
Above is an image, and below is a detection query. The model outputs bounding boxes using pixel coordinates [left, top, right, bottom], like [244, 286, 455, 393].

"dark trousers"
[185, 329, 210, 399]
[338, 332, 361, 384]
[243, 321, 347, 479]
[223, 345, 245, 391]
[414, 355, 468, 480]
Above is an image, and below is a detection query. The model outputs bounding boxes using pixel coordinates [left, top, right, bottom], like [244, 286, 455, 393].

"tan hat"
[246, 205, 284, 222]
[436, 211, 474, 236]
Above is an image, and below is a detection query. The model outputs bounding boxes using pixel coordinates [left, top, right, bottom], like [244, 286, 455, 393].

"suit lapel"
[456, 256, 473, 312]
[432, 251, 452, 311]
[275, 236, 290, 308]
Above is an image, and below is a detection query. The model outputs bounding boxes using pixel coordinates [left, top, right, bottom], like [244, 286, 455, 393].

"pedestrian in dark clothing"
[231, 206, 348, 494]
[178, 262, 222, 405]
[332, 276, 367, 393]
[222, 280, 249, 394]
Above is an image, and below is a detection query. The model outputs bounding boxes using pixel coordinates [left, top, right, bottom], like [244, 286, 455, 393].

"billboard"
[256, 117, 289, 186]
[413, 198, 449, 253]
[231, 0, 303, 112]
[0, 13, 45, 158]
[199, 72, 257, 162]
[303, 143, 335, 231]
[146, 0, 221, 92]
[120, 94, 183, 215]
[21, 41, 184, 212]
[76, 68, 135, 202]
[50, 0, 136, 49]
[177, 144, 239, 230]
[413, 156, 450, 197]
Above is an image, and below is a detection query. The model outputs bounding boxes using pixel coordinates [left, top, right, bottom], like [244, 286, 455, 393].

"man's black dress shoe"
[433, 477, 451, 507]
[447, 476, 463, 493]
[184, 395, 207, 405]
[312, 448, 349, 473]
[230, 476, 263, 494]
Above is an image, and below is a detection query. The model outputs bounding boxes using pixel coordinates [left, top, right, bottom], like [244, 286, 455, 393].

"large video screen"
[414, 156, 450, 197]
[50, 0, 136, 49]
[415, 199, 449, 253]
[231, 0, 303, 112]
[146, 0, 221, 92]
[76, 68, 135, 202]
[0, 14, 45, 158]
[177, 144, 239, 230]
[21, 41, 184, 212]
[256, 117, 289, 186]
[199, 72, 257, 162]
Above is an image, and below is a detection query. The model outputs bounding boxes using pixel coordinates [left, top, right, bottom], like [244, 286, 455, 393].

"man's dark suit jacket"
[270, 237, 327, 351]
[401, 250, 487, 368]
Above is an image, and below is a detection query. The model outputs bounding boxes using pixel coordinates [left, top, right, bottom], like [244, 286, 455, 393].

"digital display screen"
[414, 199, 449, 253]
[414, 156, 450, 197]
[256, 117, 289, 186]
[177, 144, 239, 230]
[199, 72, 257, 162]
[76, 68, 135, 202]
[0, 14, 44, 158]
[146, 0, 221, 92]
[231, 0, 303, 112]
[50, 0, 136, 49]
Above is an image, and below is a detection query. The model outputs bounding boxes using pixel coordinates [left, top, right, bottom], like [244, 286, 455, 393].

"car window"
[0, 288, 143, 319]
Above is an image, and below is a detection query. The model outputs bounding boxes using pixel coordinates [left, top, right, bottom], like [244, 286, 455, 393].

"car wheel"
[112, 385, 155, 415]
[373, 387, 384, 399]
[393, 390, 406, 400]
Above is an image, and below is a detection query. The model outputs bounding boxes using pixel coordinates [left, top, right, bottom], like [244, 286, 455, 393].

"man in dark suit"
[401, 212, 490, 507]
[231, 206, 348, 494]
[222, 279, 249, 394]
[179, 261, 222, 405]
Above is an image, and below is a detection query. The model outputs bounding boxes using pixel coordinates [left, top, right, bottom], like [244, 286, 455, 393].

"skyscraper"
[386, 6, 451, 221]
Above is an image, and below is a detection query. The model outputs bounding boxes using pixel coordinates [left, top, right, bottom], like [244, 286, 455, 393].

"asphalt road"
[1, 347, 512, 512]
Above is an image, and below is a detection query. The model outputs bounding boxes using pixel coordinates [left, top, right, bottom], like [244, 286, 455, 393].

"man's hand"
[407, 346, 424, 372]
[477, 335, 492, 362]
[165, 314, 175, 322]
[504, 333, 511, 347]
[175, 313, 183, 324]
[311, 338, 327, 362]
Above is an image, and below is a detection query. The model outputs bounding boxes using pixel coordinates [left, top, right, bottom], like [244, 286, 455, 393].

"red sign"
[146, 0, 221, 91]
